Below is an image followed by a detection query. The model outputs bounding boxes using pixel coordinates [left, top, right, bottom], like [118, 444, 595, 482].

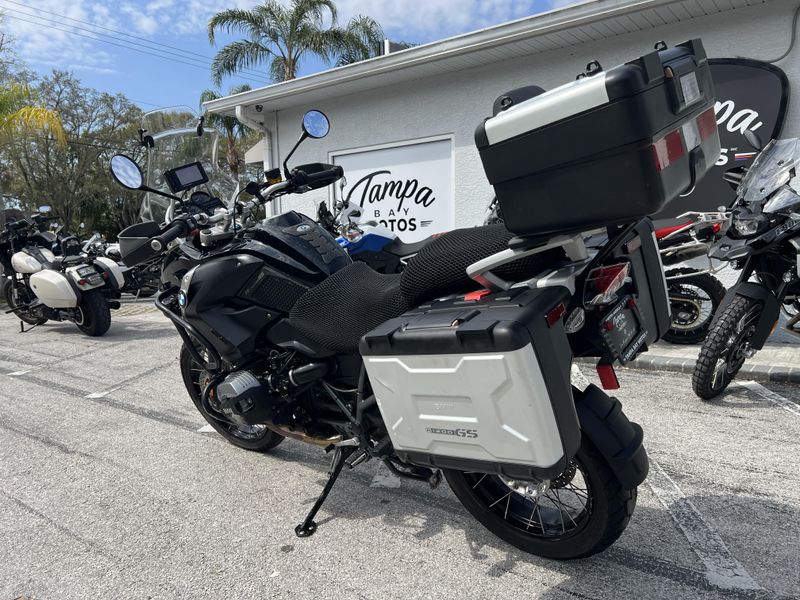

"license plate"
[78, 266, 96, 277]
[600, 297, 647, 364]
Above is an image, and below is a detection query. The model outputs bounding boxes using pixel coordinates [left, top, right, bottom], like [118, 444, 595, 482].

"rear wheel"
[662, 268, 726, 345]
[692, 295, 762, 400]
[75, 289, 111, 336]
[444, 438, 636, 559]
[179, 344, 285, 452]
[4, 279, 47, 325]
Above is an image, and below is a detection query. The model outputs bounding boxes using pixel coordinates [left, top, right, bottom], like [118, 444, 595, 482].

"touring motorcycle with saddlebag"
[112, 40, 719, 559]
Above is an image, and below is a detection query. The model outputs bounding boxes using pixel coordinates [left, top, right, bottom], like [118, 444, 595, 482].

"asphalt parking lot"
[1, 305, 799, 600]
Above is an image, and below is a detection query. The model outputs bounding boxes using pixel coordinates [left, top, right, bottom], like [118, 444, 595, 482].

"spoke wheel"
[179, 343, 284, 452]
[662, 269, 726, 345]
[444, 439, 637, 559]
[693, 295, 762, 400]
[4, 279, 47, 326]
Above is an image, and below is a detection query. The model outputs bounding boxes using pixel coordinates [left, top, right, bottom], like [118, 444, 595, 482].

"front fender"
[715, 282, 780, 350]
[574, 384, 648, 490]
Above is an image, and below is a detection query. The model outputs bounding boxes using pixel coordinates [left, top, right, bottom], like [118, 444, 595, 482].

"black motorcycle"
[107, 101, 688, 560]
[693, 134, 800, 399]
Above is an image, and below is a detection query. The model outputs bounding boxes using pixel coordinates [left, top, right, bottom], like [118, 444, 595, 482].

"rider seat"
[289, 224, 566, 353]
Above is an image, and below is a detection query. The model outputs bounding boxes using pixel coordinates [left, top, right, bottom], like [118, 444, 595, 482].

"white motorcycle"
[1, 217, 123, 336]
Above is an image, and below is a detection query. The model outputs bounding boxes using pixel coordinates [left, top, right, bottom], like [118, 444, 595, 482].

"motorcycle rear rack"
[467, 232, 590, 292]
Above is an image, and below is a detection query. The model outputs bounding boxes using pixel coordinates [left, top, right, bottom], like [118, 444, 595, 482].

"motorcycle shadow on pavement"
[22, 320, 176, 342]
[258, 440, 798, 599]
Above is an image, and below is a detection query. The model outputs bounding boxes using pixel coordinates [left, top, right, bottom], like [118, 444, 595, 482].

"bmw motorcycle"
[693, 134, 800, 399]
[0, 216, 123, 335]
[107, 106, 679, 560]
[317, 199, 429, 273]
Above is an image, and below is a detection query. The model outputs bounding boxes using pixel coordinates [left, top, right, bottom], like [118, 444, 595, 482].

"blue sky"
[1, 0, 565, 110]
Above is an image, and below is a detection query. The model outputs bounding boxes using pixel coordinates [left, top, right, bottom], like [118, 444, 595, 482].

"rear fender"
[574, 384, 648, 490]
[715, 282, 780, 349]
[94, 257, 125, 289]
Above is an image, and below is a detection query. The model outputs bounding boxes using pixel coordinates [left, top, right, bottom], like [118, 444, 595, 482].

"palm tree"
[0, 84, 65, 213]
[207, 0, 384, 84]
[0, 84, 65, 144]
[199, 84, 252, 179]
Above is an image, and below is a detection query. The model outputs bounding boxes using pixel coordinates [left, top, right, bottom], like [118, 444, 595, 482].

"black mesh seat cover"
[400, 224, 565, 305]
[289, 261, 409, 353]
[289, 224, 565, 352]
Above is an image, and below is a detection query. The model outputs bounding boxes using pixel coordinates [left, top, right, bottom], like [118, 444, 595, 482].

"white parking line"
[85, 388, 118, 399]
[7, 370, 31, 376]
[197, 424, 216, 433]
[647, 460, 761, 591]
[736, 381, 800, 416]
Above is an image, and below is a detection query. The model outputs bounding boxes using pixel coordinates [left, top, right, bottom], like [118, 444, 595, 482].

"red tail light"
[545, 302, 566, 327]
[585, 263, 630, 306]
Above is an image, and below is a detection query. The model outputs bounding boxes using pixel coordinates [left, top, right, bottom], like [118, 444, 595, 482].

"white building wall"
[272, 0, 799, 230]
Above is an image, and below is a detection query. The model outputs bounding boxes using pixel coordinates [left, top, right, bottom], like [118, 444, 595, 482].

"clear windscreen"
[138, 107, 237, 223]
[739, 139, 799, 206]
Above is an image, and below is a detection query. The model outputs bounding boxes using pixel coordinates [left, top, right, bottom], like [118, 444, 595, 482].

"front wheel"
[692, 295, 762, 400]
[444, 438, 637, 559]
[179, 344, 285, 452]
[75, 289, 111, 336]
[662, 268, 726, 345]
[5, 279, 48, 326]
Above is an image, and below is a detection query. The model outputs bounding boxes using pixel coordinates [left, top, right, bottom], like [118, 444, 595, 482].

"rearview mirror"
[38, 205, 51, 214]
[743, 129, 763, 151]
[110, 154, 144, 190]
[302, 110, 330, 139]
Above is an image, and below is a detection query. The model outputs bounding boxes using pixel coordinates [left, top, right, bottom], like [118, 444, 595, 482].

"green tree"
[199, 84, 252, 179]
[3, 71, 142, 237]
[207, 0, 384, 84]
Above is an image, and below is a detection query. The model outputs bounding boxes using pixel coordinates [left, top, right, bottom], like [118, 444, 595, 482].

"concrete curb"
[577, 355, 800, 384]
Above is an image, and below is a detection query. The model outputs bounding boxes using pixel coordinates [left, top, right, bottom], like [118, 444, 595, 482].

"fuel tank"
[252, 211, 350, 283]
[11, 247, 55, 274]
[11, 251, 42, 274]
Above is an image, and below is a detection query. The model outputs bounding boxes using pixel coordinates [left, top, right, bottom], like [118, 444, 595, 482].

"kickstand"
[295, 446, 352, 538]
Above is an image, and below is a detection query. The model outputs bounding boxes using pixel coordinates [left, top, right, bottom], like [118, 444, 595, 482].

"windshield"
[138, 107, 237, 223]
[739, 138, 800, 205]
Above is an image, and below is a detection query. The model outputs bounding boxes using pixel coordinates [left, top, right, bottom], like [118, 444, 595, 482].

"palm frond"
[0, 84, 66, 145]
[293, 0, 338, 27]
[336, 15, 384, 66]
[208, 7, 274, 44]
[210, 40, 273, 86]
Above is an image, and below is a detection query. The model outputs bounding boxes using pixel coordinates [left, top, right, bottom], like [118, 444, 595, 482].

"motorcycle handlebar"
[150, 219, 191, 251]
[297, 165, 343, 189]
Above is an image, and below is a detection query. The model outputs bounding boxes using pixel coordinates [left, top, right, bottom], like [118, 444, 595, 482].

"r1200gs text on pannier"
[112, 40, 719, 559]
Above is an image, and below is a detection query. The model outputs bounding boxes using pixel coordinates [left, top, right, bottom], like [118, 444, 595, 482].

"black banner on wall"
[658, 58, 790, 218]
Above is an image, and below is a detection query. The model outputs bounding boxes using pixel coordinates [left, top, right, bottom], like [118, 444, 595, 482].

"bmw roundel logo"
[297, 224, 311, 232]
[178, 291, 187, 307]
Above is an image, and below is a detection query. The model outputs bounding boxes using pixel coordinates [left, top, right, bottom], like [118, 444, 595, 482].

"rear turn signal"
[585, 263, 630, 306]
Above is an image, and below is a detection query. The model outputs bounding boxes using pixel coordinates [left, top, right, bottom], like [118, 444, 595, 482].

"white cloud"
[0, 0, 553, 76]
[332, 0, 541, 41]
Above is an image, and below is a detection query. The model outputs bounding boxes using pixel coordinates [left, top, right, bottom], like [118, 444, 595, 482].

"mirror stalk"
[283, 132, 309, 179]
[141, 184, 183, 203]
